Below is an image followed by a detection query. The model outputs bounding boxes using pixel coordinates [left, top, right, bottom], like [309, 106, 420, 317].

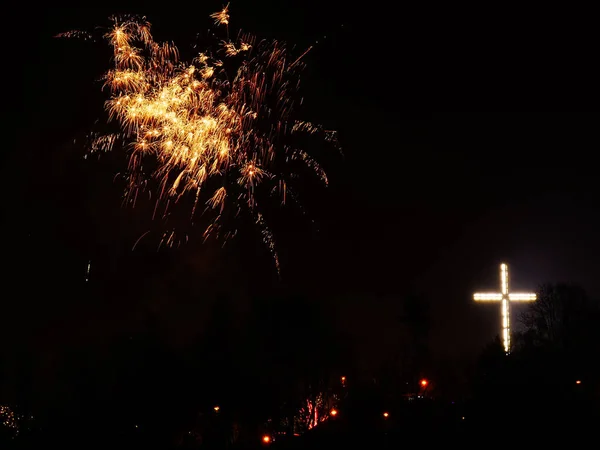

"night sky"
[3, 1, 599, 373]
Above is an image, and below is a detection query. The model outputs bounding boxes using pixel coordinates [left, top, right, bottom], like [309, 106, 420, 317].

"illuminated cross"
[474, 263, 536, 354]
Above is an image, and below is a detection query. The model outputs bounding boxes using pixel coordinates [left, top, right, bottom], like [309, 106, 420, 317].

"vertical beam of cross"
[473, 263, 537, 354]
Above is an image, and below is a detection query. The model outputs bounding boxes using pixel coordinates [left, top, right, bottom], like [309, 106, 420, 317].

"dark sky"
[3, 1, 600, 369]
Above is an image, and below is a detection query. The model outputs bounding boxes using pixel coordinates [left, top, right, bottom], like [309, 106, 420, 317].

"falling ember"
[85, 260, 91, 282]
[58, 7, 338, 273]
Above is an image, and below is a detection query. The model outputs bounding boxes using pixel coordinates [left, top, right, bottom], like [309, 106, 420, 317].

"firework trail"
[58, 6, 339, 273]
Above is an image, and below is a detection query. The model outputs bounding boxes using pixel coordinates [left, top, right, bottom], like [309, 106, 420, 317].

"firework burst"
[58, 7, 338, 273]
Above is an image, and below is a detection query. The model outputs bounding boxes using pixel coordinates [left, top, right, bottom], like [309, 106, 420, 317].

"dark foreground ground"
[3, 386, 597, 448]
[268, 384, 599, 449]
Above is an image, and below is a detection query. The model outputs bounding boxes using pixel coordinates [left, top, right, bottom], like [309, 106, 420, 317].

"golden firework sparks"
[210, 4, 230, 26]
[58, 8, 339, 272]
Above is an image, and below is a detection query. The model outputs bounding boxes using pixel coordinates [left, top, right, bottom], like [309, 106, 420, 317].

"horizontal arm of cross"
[474, 292, 536, 301]
[473, 293, 502, 301]
[508, 293, 537, 301]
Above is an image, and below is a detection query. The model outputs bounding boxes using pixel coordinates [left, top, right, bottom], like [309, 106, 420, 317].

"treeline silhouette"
[467, 283, 600, 444]
[1, 283, 598, 447]
[0, 292, 350, 447]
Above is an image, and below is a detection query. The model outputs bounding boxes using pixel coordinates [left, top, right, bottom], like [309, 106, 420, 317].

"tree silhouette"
[517, 283, 600, 381]
[248, 293, 346, 436]
[519, 283, 598, 350]
[468, 284, 600, 444]
[390, 293, 431, 392]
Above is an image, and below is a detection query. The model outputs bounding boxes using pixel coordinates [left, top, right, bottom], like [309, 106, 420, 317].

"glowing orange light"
[262, 435, 271, 444]
[330, 409, 338, 416]
[576, 380, 582, 384]
[420, 379, 428, 387]
[383, 412, 389, 418]
[213, 405, 220, 412]
[341, 376, 346, 383]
